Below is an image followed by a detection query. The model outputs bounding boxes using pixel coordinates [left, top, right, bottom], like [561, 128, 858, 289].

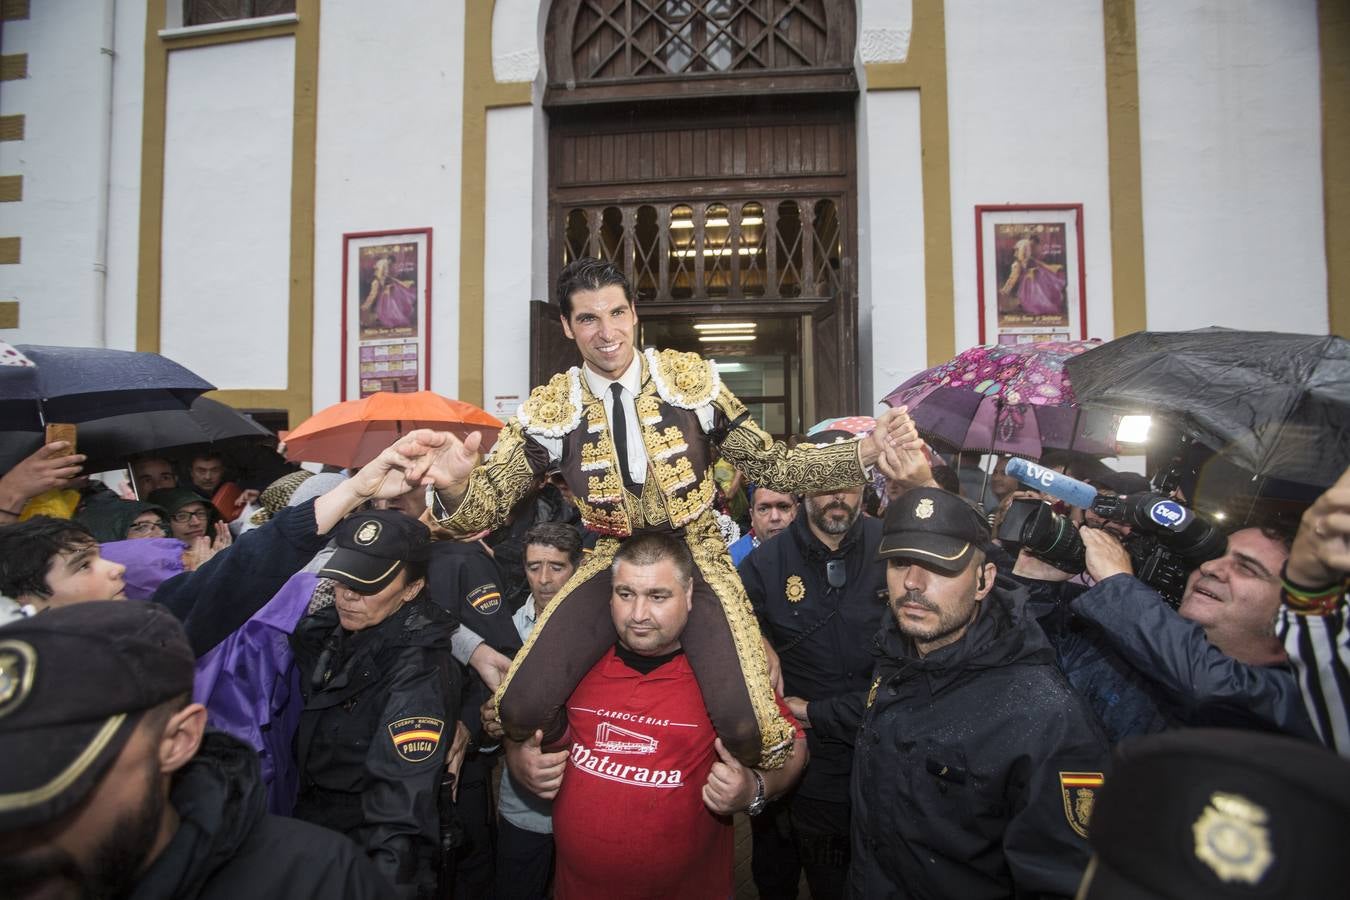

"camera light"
[1116, 415, 1152, 444]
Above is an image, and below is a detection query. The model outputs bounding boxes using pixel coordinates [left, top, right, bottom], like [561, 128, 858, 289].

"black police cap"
[318, 509, 431, 595]
[877, 487, 991, 575]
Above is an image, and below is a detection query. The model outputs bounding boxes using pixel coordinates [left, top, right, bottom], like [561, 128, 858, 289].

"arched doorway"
[536, 0, 859, 437]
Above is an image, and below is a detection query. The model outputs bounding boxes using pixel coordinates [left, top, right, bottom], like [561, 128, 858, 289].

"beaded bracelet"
[1280, 561, 1347, 616]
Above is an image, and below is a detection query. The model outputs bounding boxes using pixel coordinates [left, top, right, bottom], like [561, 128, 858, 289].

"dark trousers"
[452, 752, 496, 900]
[752, 793, 851, 900]
[494, 818, 554, 900]
[498, 557, 765, 766]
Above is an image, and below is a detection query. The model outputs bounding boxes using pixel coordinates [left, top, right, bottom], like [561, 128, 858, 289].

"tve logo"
[1148, 500, 1186, 528]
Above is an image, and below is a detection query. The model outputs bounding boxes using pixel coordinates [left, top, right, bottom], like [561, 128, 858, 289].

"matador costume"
[429, 348, 865, 768]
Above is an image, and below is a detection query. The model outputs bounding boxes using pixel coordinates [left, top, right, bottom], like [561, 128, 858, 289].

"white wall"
[1135, 0, 1327, 333]
[945, 1, 1116, 349]
[859, 0, 912, 64]
[483, 106, 536, 419]
[860, 90, 928, 409]
[160, 37, 294, 390]
[492, 0, 541, 83]
[0, 2, 122, 346]
[311, 0, 466, 410]
[104, 0, 149, 352]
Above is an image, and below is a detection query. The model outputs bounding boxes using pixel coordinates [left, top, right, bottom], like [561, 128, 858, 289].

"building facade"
[0, 0, 1344, 431]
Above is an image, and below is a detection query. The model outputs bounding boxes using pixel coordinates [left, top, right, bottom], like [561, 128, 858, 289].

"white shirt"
[581, 355, 649, 485]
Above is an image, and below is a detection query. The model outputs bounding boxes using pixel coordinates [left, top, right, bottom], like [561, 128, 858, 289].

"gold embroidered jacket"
[430, 348, 865, 538]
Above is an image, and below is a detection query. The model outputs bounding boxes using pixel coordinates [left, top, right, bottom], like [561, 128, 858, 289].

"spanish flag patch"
[388, 716, 446, 763]
[1059, 771, 1104, 838]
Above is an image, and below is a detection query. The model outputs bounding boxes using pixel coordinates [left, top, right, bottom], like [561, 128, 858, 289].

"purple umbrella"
[882, 340, 1119, 460]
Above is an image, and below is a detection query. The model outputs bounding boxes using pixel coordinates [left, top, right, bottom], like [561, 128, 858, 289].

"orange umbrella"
[284, 391, 504, 469]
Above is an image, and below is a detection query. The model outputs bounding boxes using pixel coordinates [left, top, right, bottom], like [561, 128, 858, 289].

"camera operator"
[1019, 522, 1318, 743]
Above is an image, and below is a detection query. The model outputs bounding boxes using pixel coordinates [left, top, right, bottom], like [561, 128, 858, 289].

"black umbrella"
[0, 344, 214, 430]
[0, 397, 280, 478]
[1064, 328, 1350, 486]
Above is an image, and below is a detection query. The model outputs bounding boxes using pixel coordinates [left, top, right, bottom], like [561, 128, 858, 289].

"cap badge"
[1192, 791, 1274, 885]
[0, 640, 37, 720]
[785, 575, 806, 604]
[355, 520, 382, 546]
[915, 498, 935, 520]
[1059, 771, 1104, 838]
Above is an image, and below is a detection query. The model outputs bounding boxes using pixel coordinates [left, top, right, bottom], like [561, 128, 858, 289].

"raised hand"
[393, 428, 484, 496]
[1288, 465, 1350, 586]
[1080, 525, 1134, 583]
[861, 407, 924, 470]
[0, 442, 87, 518]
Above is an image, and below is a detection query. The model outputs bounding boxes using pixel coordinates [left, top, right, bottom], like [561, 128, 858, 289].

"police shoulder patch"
[388, 716, 446, 763]
[1059, 771, 1104, 838]
[467, 583, 502, 615]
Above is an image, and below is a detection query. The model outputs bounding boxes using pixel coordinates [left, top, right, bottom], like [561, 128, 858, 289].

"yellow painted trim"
[1321, 0, 1349, 336]
[458, 1, 533, 407]
[135, 1, 317, 427]
[0, 236, 19, 264]
[0, 300, 17, 328]
[0, 175, 21, 202]
[0, 0, 29, 22]
[863, 1, 955, 366]
[0, 54, 27, 81]
[1103, 0, 1147, 337]
[0, 115, 24, 141]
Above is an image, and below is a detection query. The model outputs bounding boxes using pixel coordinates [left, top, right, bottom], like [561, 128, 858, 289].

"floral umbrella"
[881, 340, 1119, 460]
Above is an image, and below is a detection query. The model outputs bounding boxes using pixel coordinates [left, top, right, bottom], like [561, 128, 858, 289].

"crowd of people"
[1, 257, 1347, 900]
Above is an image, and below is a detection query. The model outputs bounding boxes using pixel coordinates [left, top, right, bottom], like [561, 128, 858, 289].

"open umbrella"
[1064, 328, 1350, 486]
[0, 396, 279, 474]
[0, 344, 214, 429]
[285, 391, 504, 469]
[882, 340, 1120, 460]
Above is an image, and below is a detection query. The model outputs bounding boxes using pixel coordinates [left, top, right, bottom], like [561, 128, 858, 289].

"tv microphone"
[1004, 457, 1099, 509]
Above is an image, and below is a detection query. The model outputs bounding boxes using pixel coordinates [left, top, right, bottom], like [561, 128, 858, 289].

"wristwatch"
[746, 770, 767, 816]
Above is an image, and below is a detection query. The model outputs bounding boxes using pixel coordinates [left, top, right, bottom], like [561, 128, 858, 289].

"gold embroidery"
[639, 478, 670, 527]
[712, 383, 748, 421]
[432, 421, 540, 538]
[718, 411, 865, 495]
[686, 514, 797, 769]
[585, 467, 625, 505]
[647, 425, 689, 461]
[785, 575, 806, 604]
[635, 393, 663, 425]
[517, 370, 582, 437]
[661, 471, 716, 528]
[573, 496, 632, 536]
[647, 348, 720, 408]
[579, 435, 615, 472]
[650, 455, 697, 493]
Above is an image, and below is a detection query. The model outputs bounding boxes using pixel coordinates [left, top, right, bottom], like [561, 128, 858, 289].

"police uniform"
[848, 490, 1109, 899]
[290, 511, 461, 900]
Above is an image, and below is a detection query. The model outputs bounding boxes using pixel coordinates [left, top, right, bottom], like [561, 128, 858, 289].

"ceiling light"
[699, 334, 756, 342]
[694, 322, 756, 331]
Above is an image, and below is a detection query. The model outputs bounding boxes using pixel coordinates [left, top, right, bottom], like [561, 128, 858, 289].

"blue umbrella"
[0, 344, 214, 430]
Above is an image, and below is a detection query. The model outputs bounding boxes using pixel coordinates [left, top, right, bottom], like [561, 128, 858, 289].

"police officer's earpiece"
[977, 571, 988, 591]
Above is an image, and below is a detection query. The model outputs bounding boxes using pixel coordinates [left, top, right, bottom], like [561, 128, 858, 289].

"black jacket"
[154, 498, 333, 656]
[291, 595, 460, 900]
[849, 577, 1108, 900]
[130, 731, 389, 900]
[739, 511, 888, 801]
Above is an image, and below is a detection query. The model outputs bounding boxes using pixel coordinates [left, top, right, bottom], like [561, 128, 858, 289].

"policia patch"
[1059, 771, 1104, 837]
[467, 583, 502, 615]
[387, 716, 446, 763]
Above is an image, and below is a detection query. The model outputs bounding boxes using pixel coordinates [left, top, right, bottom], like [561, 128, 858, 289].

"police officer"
[738, 464, 888, 900]
[850, 488, 1108, 899]
[291, 510, 461, 900]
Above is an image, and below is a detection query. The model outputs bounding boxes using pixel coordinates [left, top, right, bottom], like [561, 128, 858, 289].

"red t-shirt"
[552, 647, 799, 900]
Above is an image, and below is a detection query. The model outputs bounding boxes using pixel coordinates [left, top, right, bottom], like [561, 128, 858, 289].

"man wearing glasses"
[150, 487, 219, 543]
[736, 424, 899, 900]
